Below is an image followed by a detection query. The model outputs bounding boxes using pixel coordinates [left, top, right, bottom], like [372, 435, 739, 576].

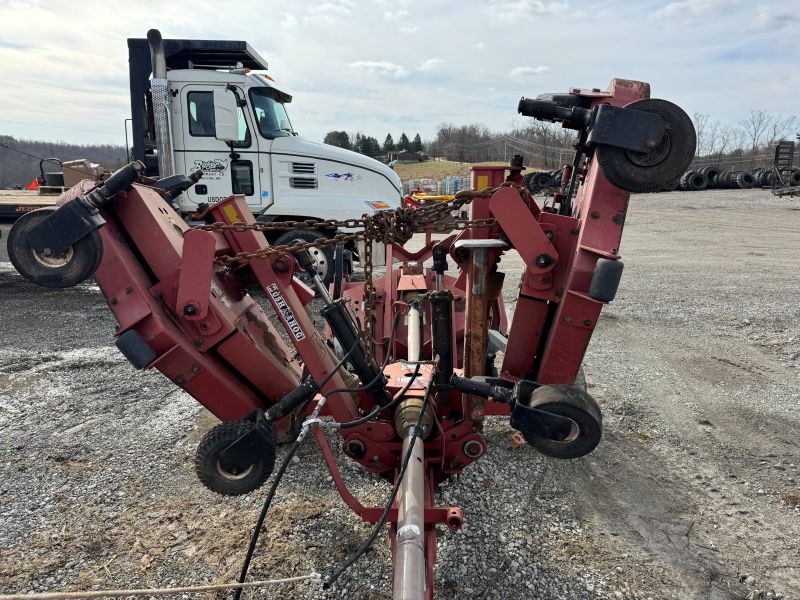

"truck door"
[179, 85, 261, 208]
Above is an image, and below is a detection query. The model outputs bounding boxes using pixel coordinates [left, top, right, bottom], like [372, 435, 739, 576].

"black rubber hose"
[233, 332, 363, 600]
[337, 361, 422, 430]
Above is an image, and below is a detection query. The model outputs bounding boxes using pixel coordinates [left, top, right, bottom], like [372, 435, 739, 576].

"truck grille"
[290, 177, 318, 189]
[290, 162, 316, 174]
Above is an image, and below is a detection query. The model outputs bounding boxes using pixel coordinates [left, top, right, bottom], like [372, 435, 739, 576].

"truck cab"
[127, 34, 400, 281]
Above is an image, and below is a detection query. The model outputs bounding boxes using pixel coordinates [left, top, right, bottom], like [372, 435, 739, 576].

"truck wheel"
[273, 229, 335, 285]
[596, 99, 696, 193]
[8, 207, 103, 288]
[527, 384, 602, 459]
[195, 420, 276, 496]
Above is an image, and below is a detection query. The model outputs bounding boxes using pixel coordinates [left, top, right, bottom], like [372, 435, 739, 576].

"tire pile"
[674, 166, 800, 192]
[524, 169, 564, 194]
[523, 165, 800, 195]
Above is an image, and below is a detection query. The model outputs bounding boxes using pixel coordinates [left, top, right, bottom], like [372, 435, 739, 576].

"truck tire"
[8, 207, 103, 288]
[273, 229, 335, 285]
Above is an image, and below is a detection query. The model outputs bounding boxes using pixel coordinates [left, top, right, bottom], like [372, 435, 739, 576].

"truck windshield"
[249, 88, 294, 139]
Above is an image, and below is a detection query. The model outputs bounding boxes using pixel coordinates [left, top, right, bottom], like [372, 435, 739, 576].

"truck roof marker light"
[265, 74, 276, 82]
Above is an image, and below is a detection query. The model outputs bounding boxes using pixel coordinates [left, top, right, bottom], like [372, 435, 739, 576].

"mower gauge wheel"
[195, 420, 276, 496]
[527, 384, 602, 459]
[595, 99, 696, 193]
[8, 207, 103, 288]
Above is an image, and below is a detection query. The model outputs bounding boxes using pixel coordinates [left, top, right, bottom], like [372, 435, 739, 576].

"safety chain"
[193, 185, 517, 349]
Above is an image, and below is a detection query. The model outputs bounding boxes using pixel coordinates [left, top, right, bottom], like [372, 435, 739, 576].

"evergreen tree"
[364, 136, 381, 157]
[410, 133, 423, 152]
[323, 131, 351, 149]
[383, 133, 395, 153]
[398, 132, 410, 150]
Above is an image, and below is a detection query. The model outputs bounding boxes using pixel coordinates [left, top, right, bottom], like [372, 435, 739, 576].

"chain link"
[194, 185, 523, 349]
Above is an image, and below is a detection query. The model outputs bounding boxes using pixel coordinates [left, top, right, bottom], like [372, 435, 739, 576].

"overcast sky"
[0, 0, 797, 147]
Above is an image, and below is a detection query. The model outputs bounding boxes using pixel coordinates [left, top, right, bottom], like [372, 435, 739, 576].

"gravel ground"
[0, 188, 798, 600]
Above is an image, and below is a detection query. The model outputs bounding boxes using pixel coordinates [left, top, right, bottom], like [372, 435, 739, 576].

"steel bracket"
[587, 104, 665, 152]
[28, 200, 106, 255]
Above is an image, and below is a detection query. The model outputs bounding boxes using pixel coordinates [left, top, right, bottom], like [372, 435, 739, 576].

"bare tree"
[740, 110, 773, 153]
[766, 115, 798, 147]
[693, 113, 709, 158]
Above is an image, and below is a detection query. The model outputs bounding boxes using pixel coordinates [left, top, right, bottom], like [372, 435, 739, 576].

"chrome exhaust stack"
[146, 29, 175, 178]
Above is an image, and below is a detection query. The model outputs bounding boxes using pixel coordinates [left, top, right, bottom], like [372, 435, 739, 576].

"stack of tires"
[671, 166, 800, 191]
[524, 169, 563, 195]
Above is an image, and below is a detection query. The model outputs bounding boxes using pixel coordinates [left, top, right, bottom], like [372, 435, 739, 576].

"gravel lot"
[1, 188, 798, 600]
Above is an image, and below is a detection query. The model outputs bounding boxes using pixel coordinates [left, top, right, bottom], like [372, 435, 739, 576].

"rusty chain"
[193, 185, 517, 350]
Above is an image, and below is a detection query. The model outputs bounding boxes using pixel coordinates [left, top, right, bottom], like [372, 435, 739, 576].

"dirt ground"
[0, 188, 798, 599]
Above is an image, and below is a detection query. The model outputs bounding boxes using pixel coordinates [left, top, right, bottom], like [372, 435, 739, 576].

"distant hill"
[0, 135, 127, 189]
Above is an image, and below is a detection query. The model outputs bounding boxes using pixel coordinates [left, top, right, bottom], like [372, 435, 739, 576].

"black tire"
[679, 171, 693, 191]
[273, 229, 335, 285]
[689, 171, 708, 191]
[527, 385, 602, 459]
[718, 171, 735, 188]
[8, 207, 103, 288]
[700, 166, 720, 184]
[195, 420, 276, 496]
[522, 172, 534, 192]
[596, 99, 696, 193]
[790, 170, 800, 185]
[528, 172, 551, 194]
[661, 179, 679, 192]
[736, 172, 755, 189]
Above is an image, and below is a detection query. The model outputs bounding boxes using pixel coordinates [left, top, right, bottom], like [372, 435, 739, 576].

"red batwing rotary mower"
[9, 79, 695, 599]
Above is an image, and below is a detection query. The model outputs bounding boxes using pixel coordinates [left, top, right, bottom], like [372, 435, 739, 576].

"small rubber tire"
[527, 384, 602, 459]
[273, 228, 335, 285]
[8, 207, 103, 288]
[596, 99, 696, 193]
[195, 420, 276, 496]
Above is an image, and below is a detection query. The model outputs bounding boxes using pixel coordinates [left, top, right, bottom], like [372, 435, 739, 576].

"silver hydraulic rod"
[393, 426, 426, 600]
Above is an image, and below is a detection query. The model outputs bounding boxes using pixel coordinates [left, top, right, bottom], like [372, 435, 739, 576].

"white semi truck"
[128, 30, 401, 282]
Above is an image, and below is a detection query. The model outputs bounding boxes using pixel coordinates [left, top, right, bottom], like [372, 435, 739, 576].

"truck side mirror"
[213, 88, 239, 142]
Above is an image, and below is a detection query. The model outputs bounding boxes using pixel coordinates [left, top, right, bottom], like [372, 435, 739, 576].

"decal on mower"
[267, 283, 306, 341]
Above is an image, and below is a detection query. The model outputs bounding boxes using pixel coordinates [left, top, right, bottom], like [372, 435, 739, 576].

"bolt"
[42, 248, 53, 257]
[184, 304, 197, 315]
[272, 257, 289, 273]
[545, 231, 554, 240]
[646, 139, 658, 148]
[590, 211, 601, 219]
[535, 253, 555, 268]
[583, 319, 592, 326]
